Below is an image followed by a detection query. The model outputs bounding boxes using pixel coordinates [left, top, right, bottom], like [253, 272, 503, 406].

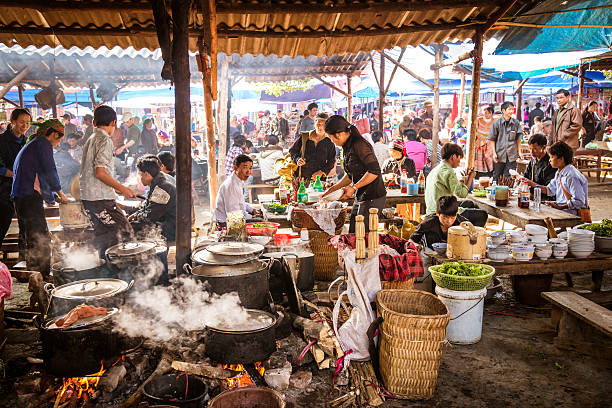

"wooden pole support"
[467, 32, 483, 169]
[431, 44, 443, 167]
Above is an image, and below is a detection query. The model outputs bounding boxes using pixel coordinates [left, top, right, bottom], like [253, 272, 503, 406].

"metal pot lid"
[191, 259, 268, 277]
[44, 307, 119, 330]
[51, 278, 129, 299]
[192, 247, 260, 266]
[106, 241, 157, 257]
[262, 250, 313, 259]
[206, 242, 264, 257]
[206, 309, 276, 333]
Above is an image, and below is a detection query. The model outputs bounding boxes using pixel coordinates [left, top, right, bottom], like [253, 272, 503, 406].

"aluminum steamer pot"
[205, 309, 278, 364]
[34, 309, 122, 377]
[45, 278, 133, 317]
[185, 259, 271, 310]
[51, 258, 111, 286]
[261, 251, 314, 292]
[105, 241, 158, 273]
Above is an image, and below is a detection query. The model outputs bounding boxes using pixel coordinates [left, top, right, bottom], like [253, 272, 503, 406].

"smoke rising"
[62, 245, 101, 270]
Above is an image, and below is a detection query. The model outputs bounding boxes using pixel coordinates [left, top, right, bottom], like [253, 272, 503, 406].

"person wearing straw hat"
[322, 115, 386, 233]
[11, 119, 69, 277]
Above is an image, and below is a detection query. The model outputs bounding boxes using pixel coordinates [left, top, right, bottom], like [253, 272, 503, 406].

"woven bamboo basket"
[376, 289, 450, 400]
[308, 230, 338, 281]
[291, 206, 348, 234]
[381, 278, 415, 290]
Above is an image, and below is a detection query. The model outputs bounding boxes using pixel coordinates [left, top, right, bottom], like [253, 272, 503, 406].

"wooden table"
[469, 195, 581, 229]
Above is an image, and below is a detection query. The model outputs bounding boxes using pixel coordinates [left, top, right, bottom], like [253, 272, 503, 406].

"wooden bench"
[542, 291, 612, 359]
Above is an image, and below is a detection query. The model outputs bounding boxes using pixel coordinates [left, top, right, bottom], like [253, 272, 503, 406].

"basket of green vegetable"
[429, 262, 495, 291]
[578, 219, 612, 253]
[263, 202, 288, 214]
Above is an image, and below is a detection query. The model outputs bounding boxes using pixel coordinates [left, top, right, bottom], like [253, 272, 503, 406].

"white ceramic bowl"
[526, 224, 548, 235]
[321, 189, 343, 202]
[512, 245, 534, 262]
[553, 248, 568, 259]
[249, 236, 272, 245]
[570, 248, 593, 258]
[488, 250, 509, 262]
[535, 248, 552, 260]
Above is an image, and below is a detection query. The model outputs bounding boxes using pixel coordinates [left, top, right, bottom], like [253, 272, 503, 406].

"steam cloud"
[113, 276, 270, 342]
[62, 245, 101, 270]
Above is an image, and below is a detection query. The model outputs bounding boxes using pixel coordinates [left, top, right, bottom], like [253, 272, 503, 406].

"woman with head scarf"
[322, 115, 386, 233]
[381, 139, 417, 187]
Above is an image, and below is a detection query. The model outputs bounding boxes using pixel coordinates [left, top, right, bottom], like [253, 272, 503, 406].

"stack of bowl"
[487, 244, 510, 262]
[512, 244, 535, 262]
[550, 239, 568, 259]
[534, 243, 552, 260]
[567, 229, 595, 258]
[525, 224, 548, 244]
[510, 231, 526, 245]
[490, 231, 507, 246]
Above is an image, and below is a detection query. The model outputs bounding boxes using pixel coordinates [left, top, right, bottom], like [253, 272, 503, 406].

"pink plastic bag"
[0, 261, 12, 300]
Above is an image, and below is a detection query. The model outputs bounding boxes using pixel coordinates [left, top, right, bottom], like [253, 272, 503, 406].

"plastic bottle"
[279, 181, 289, 205]
[313, 175, 324, 192]
[400, 170, 408, 194]
[533, 186, 541, 212]
[300, 228, 309, 241]
[417, 170, 425, 195]
[297, 181, 308, 203]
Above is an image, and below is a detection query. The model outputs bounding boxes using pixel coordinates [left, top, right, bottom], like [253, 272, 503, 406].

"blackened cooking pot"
[261, 251, 314, 292]
[45, 278, 134, 317]
[51, 258, 111, 286]
[105, 241, 158, 273]
[185, 259, 272, 310]
[34, 309, 122, 377]
[143, 374, 208, 408]
[205, 309, 278, 364]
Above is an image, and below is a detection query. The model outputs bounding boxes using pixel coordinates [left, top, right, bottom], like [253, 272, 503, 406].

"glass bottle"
[313, 175, 324, 192]
[297, 181, 308, 203]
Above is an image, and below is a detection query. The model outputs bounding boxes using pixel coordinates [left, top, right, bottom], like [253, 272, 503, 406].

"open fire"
[222, 362, 265, 389]
[54, 357, 125, 406]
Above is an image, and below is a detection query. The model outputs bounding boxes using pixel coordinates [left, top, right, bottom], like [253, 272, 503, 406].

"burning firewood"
[170, 360, 234, 379]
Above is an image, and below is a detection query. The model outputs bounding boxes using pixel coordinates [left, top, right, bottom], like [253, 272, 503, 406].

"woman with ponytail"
[322, 115, 386, 233]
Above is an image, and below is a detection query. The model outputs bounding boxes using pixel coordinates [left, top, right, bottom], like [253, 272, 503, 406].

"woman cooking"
[322, 115, 386, 233]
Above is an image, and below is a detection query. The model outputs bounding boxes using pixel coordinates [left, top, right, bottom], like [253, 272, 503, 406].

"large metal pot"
[208, 387, 285, 408]
[191, 242, 264, 266]
[185, 259, 271, 310]
[34, 309, 122, 377]
[205, 309, 278, 364]
[143, 374, 208, 408]
[45, 278, 133, 317]
[261, 251, 314, 291]
[51, 258, 110, 286]
[105, 241, 158, 273]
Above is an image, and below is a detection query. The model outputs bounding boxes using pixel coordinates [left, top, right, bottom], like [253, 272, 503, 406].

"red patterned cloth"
[331, 234, 423, 282]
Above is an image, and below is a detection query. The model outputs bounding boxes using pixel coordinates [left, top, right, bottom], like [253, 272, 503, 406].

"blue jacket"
[11, 137, 62, 204]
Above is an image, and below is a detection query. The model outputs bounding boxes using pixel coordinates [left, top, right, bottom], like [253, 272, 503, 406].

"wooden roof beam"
[313, 75, 349, 98]
[5, 0, 497, 13]
[0, 21, 484, 39]
[512, 78, 529, 95]
[481, 0, 518, 32]
[380, 51, 433, 90]
[0, 66, 30, 99]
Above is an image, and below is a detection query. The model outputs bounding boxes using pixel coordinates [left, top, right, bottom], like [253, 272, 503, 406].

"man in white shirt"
[213, 154, 262, 228]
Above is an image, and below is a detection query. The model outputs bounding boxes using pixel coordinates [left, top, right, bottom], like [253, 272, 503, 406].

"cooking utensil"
[191, 246, 262, 266]
[45, 278, 133, 317]
[186, 259, 271, 310]
[143, 374, 208, 408]
[51, 258, 110, 286]
[205, 309, 278, 364]
[262, 250, 314, 292]
[208, 387, 285, 408]
[105, 241, 158, 273]
[206, 242, 264, 257]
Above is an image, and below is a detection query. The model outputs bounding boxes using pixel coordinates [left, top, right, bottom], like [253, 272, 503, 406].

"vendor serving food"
[322, 115, 386, 233]
[289, 112, 336, 185]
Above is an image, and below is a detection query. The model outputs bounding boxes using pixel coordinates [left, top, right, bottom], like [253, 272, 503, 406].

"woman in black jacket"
[322, 115, 386, 233]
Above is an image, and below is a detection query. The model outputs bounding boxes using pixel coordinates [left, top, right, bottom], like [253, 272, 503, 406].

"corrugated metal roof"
[0, 0, 527, 57]
[0, 44, 369, 87]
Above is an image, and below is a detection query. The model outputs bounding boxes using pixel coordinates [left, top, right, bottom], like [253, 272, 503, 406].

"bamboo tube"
[355, 215, 366, 260]
[368, 208, 379, 258]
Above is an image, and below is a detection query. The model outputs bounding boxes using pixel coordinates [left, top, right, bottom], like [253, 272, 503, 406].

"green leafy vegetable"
[578, 219, 612, 237]
[436, 261, 490, 277]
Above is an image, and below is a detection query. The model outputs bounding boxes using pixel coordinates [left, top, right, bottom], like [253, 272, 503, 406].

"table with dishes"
[469, 194, 581, 230]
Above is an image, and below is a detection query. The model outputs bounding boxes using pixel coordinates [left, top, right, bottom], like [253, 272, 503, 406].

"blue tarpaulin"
[494, 0, 612, 54]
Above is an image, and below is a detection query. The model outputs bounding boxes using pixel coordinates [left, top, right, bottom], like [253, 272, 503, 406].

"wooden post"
[467, 32, 483, 169]
[577, 62, 585, 111]
[172, 0, 192, 272]
[516, 86, 523, 122]
[459, 72, 466, 118]
[49, 56, 57, 118]
[17, 85, 24, 107]
[378, 52, 385, 140]
[217, 54, 229, 183]
[431, 44, 443, 167]
[0, 67, 31, 100]
[347, 73, 352, 122]
[199, 45, 219, 218]
[89, 87, 97, 109]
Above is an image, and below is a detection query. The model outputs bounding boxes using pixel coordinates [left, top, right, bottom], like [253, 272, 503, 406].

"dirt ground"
[1, 179, 611, 407]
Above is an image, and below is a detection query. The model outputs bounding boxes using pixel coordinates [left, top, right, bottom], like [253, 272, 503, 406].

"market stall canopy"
[568, 50, 612, 72]
[0, 0, 530, 57]
[493, 0, 612, 54]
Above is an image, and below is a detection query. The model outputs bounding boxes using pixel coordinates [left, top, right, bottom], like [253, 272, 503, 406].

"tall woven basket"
[308, 230, 338, 281]
[291, 207, 347, 234]
[376, 289, 450, 400]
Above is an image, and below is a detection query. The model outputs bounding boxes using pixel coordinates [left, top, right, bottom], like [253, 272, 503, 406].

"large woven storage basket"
[381, 279, 415, 290]
[291, 207, 348, 234]
[308, 230, 338, 281]
[376, 289, 450, 400]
